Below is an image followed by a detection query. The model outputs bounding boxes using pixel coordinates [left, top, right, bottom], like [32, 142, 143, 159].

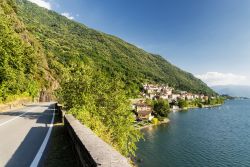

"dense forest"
[0, 0, 54, 102]
[15, 0, 216, 97]
[0, 0, 216, 156]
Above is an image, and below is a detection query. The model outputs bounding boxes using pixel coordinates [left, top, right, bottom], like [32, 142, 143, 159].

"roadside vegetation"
[0, 0, 223, 158]
[57, 62, 142, 156]
[0, 0, 51, 103]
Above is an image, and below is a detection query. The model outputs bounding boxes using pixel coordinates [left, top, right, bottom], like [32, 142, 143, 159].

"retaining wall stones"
[64, 114, 131, 167]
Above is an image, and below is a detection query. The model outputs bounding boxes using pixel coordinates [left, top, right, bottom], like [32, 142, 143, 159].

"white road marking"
[0, 107, 38, 127]
[30, 107, 55, 167]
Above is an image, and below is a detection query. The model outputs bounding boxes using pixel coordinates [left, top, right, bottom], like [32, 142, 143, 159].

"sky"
[27, 0, 250, 86]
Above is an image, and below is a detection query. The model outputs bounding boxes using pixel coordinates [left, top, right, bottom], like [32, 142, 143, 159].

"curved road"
[0, 103, 55, 167]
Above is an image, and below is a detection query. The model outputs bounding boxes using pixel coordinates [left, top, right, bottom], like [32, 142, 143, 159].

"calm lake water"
[136, 99, 250, 167]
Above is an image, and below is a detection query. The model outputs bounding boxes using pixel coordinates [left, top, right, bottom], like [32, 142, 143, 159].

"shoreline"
[136, 103, 223, 130]
[171, 103, 223, 112]
[136, 118, 170, 130]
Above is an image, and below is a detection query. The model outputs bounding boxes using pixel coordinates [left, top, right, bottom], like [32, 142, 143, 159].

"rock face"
[39, 90, 52, 102]
[64, 114, 131, 167]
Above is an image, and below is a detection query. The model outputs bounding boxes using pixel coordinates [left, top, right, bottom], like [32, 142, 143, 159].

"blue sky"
[28, 0, 250, 86]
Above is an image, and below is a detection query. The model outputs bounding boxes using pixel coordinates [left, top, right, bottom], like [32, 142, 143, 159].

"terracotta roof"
[135, 103, 151, 107]
[137, 110, 152, 116]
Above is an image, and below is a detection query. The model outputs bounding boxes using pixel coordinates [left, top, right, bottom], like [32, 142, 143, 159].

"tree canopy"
[15, 0, 216, 97]
[153, 99, 170, 117]
[57, 62, 142, 156]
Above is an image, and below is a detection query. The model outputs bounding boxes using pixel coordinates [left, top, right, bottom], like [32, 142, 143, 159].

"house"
[137, 110, 154, 121]
[180, 91, 187, 95]
[160, 94, 169, 100]
[142, 84, 174, 101]
[143, 84, 159, 94]
[134, 103, 154, 121]
[185, 93, 194, 100]
[180, 94, 186, 100]
[193, 94, 199, 99]
[161, 86, 173, 96]
[170, 94, 181, 101]
[204, 96, 209, 101]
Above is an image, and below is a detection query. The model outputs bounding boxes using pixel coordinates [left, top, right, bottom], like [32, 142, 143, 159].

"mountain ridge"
[17, 0, 216, 96]
[212, 85, 250, 98]
[0, 0, 216, 102]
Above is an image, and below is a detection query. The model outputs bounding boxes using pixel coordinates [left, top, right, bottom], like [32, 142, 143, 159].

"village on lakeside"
[131, 84, 225, 129]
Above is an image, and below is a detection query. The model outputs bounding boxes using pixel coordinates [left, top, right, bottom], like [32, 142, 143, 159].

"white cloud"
[27, 0, 52, 10]
[61, 12, 74, 20]
[196, 72, 250, 86]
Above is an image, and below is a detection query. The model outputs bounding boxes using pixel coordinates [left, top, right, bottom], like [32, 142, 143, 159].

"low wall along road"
[64, 114, 131, 167]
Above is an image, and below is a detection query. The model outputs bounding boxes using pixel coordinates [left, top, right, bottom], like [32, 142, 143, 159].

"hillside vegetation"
[15, 0, 215, 97]
[0, 0, 216, 156]
[0, 0, 54, 102]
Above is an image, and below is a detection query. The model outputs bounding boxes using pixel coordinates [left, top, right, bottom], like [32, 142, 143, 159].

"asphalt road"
[0, 103, 56, 167]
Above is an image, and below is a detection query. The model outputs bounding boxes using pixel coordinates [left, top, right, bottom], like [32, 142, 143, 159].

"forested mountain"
[0, 0, 55, 102]
[13, 0, 215, 97]
[0, 0, 216, 156]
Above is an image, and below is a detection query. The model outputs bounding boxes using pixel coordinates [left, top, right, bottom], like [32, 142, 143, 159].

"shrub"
[151, 118, 159, 125]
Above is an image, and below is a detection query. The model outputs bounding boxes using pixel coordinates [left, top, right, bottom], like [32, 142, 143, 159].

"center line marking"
[0, 107, 38, 127]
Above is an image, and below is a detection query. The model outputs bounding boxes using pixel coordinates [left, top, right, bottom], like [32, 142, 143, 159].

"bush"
[151, 118, 159, 125]
[198, 103, 203, 108]
[153, 99, 170, 117]
[178, 99, 189, 108]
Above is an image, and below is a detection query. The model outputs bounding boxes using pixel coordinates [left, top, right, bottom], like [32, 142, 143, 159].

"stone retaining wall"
[0, 97, 32, 112]
[64, 114, 131, 167]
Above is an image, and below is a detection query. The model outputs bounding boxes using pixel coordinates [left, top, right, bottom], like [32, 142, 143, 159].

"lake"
[136, 99, 250, 167]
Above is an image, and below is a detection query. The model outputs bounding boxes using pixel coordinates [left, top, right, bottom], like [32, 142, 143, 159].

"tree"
[153, 99, 170, 117]
[178, 99, 189, 108]
[57, 62, 142, 156]
[27, 80, 39, 102]
[0, 3, 45, 103]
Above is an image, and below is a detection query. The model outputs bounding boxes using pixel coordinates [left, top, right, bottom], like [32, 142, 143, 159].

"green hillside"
[0, 0, 216, 156]
[14, 0, 215, 97]
[0, 0, 54, 102]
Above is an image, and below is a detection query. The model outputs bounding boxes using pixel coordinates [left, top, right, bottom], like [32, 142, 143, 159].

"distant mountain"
[212, 85, 250, 98]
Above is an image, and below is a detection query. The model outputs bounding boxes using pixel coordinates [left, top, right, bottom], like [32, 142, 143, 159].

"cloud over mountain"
[196, 72, 249, 86]
[61, 12, 74, 20]
[27, 0, 51, 9]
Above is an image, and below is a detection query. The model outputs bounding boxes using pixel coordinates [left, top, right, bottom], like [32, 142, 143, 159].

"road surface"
[0, 103, 56, 167]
